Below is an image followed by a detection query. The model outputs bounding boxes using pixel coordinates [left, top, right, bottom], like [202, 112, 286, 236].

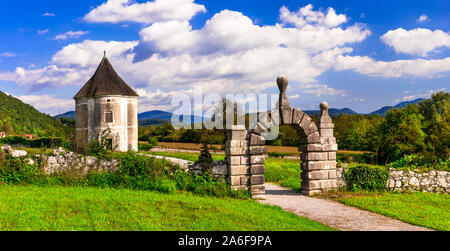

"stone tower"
[74, 56, 139, 152]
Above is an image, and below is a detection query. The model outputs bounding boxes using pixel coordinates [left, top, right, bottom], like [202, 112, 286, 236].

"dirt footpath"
[259, 183, 432, 231]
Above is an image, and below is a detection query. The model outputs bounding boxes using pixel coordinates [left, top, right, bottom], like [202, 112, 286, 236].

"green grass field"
[0, 185, 334, 231]
[327, 191, 450, 231]
[151, 151, 450, 231]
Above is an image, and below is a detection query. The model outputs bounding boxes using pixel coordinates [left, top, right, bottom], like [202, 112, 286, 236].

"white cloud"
[53, 31, 89, 40]
[417, 14, 429, 23]
[381, 28, 450, 56]
[18, 95, 74, 115]
[83, 0, 206, 24]
[279, 4, 347, 28]
[0, 52, 17, 57]
[3, 2, 450, 112]
[37, 29, 50, 35]
[334, 55, 450, 78]
[42, 13, 55, 17]
[394, 88, 446, 103]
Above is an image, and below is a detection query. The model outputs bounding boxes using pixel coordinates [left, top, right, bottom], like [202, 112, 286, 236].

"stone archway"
[225, 76, 338, 198]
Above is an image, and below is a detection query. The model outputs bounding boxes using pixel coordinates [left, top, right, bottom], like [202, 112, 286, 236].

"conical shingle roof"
[74, 57, 139, 99]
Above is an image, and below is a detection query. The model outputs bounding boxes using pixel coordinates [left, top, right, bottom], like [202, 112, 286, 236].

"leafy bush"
[337, 152, 378, 165]
[0, 136, 65, 148]
[344, 165, 389, 192]
[147, 137, 158, 146]
[138, 143, 154, 151]
[387, 154, 450, 171]
[0, 154, 42, 184]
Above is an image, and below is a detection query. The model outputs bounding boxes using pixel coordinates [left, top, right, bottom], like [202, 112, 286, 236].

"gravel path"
[259, 183, 432, 231]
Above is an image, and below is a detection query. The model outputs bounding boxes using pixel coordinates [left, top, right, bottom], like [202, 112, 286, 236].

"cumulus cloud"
[3, 2, 450, 111]
[83, 0, 206, 24]
[279, 4, 347, 28]
[42, 13, 55, 17]
[18, 95, 74, 115]
[334, 55, 450, 78]
[381, 28, 450, 56]
[53, 31, 89, 40]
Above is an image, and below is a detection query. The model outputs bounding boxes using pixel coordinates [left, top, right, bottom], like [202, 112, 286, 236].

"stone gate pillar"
[299, 102, 338, 196]
[225, 125, 266, 199]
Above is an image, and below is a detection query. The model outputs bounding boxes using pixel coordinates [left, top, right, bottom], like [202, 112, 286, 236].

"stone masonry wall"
[337, 168, 450, 193]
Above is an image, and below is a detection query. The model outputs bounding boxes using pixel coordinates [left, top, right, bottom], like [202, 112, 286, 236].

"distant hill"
[369, 98, 424, 116]
[54, 111, 76, 120]
[304, 108, 357, 117]
[54, 98, 425, 127]
[56, 109, 204, 126]
[0, 91, 69, 137]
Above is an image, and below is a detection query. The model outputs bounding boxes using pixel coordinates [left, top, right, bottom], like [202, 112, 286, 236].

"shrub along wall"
[337, 167, 450, 193]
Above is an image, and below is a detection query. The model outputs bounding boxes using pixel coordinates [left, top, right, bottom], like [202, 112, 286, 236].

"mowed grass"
[0, 185, 334, 231]
[328, 192, 450, 231]
[150, 152, 302, 191]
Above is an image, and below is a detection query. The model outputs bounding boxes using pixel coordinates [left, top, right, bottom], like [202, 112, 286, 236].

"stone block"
[251, 185, 265, 194]
[302, 179, 337, 190]
[212, 165, 228, 176]
[299, 144, 324, 152]
[302, 170, 331, 180]
[249, 134, 265, 146]
[301, 189, 322, 196]
[328, 152, 337, 160]
[228, 176, 242, 186]
[231, 185, 249, 191]
[229, 166, 250, 175]
[301, 152, 328, 161]
[240, 176, 250, 185]
[301, 160, 336, 171]
[229, 129, 247, 140]
[250, 155, 265, 164]
[251, 175, 265, 185]
[304, 122, 318, 136]
[227, 156, 241, 165]
[280, 106, 293, 125]
[292, 109, 304, 124]
[226, 147, 249, 156]
[300, 132, 321, 144]
[252, 194, 266, 200]
[318, 122, 334, 129]
[240, 156, 249, 165]
[226, 140, 247, 148]
[319, 128, 334, 137]
[251, 165, 265, 175]
[299, 114, 312, 129]
[249, 146, 267, 155]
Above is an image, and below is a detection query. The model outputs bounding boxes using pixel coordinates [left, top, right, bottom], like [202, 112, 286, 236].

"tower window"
[105, 111, 113, 123]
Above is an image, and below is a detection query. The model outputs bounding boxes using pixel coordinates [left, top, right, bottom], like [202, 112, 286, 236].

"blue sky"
[0, 0, 449, 115]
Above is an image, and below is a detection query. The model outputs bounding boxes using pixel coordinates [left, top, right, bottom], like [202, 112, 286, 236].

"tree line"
[140, 92, 449, 164]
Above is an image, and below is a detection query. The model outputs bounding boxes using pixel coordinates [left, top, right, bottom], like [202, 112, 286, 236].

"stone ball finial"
[277, 75, 288, 93]
[320, 102, 329, 110]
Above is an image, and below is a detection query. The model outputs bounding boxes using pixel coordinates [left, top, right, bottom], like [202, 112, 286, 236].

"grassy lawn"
[0, 185, 334, 231]
[319, 191, 450, 231]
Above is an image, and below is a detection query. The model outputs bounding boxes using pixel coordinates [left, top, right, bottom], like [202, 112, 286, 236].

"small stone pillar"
[225, 125, 266, 199]
[299, 102, 338, 195]
[226, 125, 251, 191]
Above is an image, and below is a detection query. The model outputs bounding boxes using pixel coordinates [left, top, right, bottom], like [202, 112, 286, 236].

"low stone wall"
[337, 168, 450, 193]
[42, 148, 119, 175]
[189, 160, 228, 179]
